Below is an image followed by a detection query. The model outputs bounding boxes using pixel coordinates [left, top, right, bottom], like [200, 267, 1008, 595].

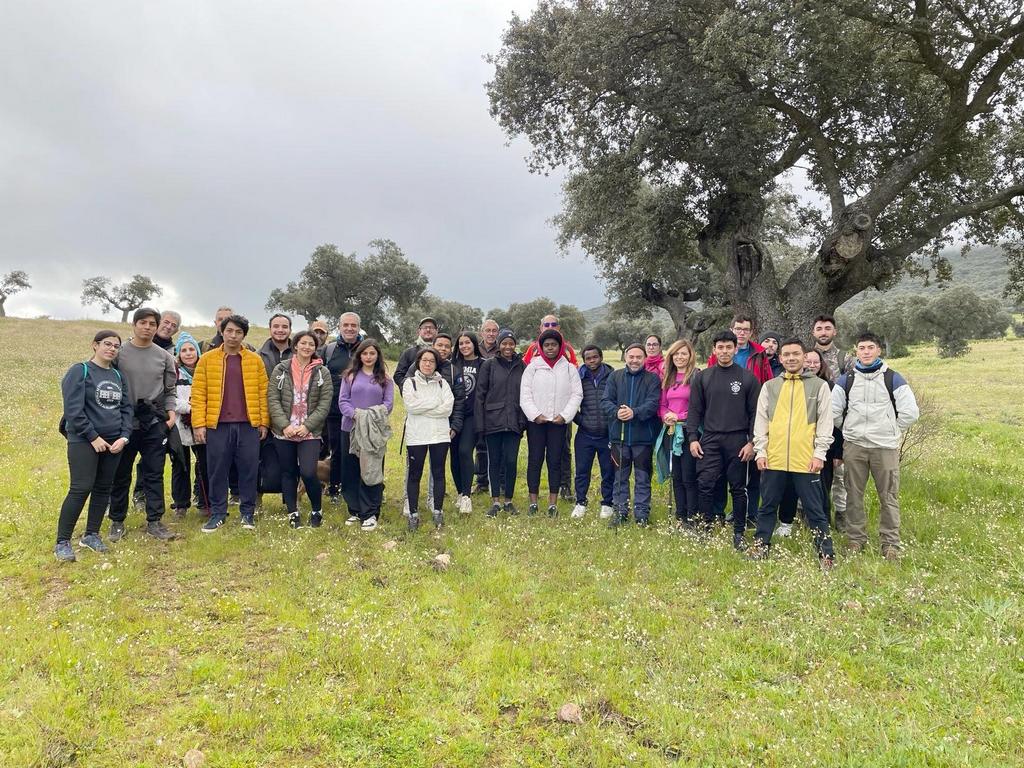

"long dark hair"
[805, 348, 831, 384]
[454, 331, 481, 363]
[345, 338, 389, 385]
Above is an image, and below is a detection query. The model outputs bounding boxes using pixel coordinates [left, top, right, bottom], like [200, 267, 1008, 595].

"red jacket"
[707, 340, 774, 384]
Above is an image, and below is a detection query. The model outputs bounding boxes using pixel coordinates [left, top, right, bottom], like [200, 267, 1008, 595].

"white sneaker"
[777, 523, 793, 538]
[571, 504, 586, 519]
[345, 515, 359, 526]
[599, 505, 615, 519]
[402, 498, 410, 518]
[458, 495, 472, 515]
[361, 516, 378, 531]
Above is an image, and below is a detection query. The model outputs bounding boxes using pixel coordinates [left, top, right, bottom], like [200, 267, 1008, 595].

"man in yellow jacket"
[750, 337, 835, 567]
[191, 314, 269, 532]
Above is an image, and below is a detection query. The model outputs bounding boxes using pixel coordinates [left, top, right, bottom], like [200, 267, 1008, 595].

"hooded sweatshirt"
[61, 361, 133, 444]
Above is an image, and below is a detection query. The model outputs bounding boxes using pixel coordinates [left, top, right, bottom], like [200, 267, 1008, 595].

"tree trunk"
[0, 299, 6, 318]
[120, 307, 130, 323]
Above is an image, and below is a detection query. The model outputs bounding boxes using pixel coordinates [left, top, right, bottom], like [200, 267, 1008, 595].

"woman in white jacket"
[402, 347, 455, 531]
[520, 329, 583, 516]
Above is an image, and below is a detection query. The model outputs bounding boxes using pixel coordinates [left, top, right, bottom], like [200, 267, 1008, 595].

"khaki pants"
[843, 443, 901, 550]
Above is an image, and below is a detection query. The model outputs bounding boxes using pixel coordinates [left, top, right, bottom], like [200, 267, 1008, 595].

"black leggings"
[274, 437, 323, 513]
[526, 421, 567, 495]
[57, 441, 121, 542]
[407, 443, 449, 515]
[450, 419, 478, 496]
[485, 431, 521, 499]
[670, 448, 698, 521]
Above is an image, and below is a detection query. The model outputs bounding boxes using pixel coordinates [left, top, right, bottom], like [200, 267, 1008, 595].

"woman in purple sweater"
[338, 339, 395, 530]
[659, 339, 699, 527]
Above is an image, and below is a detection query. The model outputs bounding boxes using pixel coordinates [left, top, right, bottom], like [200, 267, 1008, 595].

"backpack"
[842, 368, 897, 419]
[58, 363, 123, 437]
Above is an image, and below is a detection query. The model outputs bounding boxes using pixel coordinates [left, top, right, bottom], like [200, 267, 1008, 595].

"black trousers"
[274, 437, 323, 514]
[712, 462, 760, 523]
[168, 428, 198, 510]
[58, 441, 121, 541]
[326, 417, 344, 494]
[670, 448, 698, 521]
[526, 421, 568, 495]
[341, 445, 384, 520]
[779, 461, 834, 525]
[485, 431, 521, 499]
[109, 421, 168, 523]
[407, 443, 449, 515]
[474, 433, 489, 490]
[696, 430, 751, 534]
[450, 419, 478, 496]
[755, 469, 834, 558]
[560, 423, 573, 491]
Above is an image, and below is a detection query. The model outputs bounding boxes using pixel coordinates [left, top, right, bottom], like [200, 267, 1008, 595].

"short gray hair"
[161, 310, 182, 325]
[339, 311, 361, 326]
[481, 317, 499, 329]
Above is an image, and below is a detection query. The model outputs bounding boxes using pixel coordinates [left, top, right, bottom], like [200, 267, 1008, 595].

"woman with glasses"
[55, 330, 133, 561]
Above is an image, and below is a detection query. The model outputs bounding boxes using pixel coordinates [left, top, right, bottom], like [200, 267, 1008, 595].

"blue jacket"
[574, 362, 614, 437]
[600, 366, 661, 445]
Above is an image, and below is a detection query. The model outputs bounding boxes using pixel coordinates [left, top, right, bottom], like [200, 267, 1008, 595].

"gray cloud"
[0, 1, 602, 324]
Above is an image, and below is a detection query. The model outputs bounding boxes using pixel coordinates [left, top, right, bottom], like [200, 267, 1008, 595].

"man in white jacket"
[831, 331, 919, 559]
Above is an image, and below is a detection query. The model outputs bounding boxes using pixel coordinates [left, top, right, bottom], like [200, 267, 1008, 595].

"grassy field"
[1, 318, 1022, 767]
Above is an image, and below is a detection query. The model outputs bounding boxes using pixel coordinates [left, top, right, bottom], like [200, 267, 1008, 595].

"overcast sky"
[0, 0, 604, 325]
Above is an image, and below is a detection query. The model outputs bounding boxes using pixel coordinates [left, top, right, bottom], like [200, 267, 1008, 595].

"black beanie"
[538, 328, 563, 347]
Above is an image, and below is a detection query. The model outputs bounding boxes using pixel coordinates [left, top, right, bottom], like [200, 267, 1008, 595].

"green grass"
[1, 318, 1023, 766]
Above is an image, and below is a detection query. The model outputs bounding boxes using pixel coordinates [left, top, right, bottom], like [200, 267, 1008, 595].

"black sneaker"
[79, 533, 109, 553]
[408, 513, 420, 532]
[229, 494, 241, 506]
[108, 521, 126, 542]
[503, 502, 519, 516]
[55, 540, 76, 562]
[559, 486, 574, 502]
[147, 520, 181, 540]
[487, 503, 500, 518]
[240, 513, 255, 530]
[202, 515, 225, 533]
[547, 504, 558, 518]
[328, 492, 341, 506]
[432, 510, 444, 529]
[732, 533, 747, 551]
[289, 512, 302, 529]
[635, 516, 650, 527]
[528, 503, 539, 516]
[309, 511, 323, 528]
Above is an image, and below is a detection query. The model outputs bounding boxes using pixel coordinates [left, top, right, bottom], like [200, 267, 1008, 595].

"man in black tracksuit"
[318, 312, 363, 502]
[686, 330, 761, 549]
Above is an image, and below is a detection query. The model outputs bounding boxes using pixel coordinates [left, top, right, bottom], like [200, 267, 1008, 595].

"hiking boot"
[202, 515, 225, 533]
[147, 520, 180, 541]
[173, 505, 188, 519]
[108, 521, 126, 542]
[487, 503, 500, 518]
[776, 523, 794, 538]
[747, 543, 769, 561]
[559, 486, 574, 502]
[432, 510, 444, 529]
[882, 546, 901, 562]
[309, 511, 323, 528]
[240, 513, 255, 530]
[732, 533, 747, 551]
[547, 504, 558, 518]
[528, 503, 539, 516]
[361, 516, 378, 531]
[820, 555, 836, 572]
[289, 512, 302, 529]
[79, 533, 109, 553]
[408, 513, 420, 532]
[635, 515, 650, 527]
[504, 501, 519, 516]
[571, 504, 586, 519]
[599, 504, 615, 519]
[54, 540, 76, 562]
[847, 540, 866, 554]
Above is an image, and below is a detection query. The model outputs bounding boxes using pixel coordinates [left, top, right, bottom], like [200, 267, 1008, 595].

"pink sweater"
[658, 376, 692, 421]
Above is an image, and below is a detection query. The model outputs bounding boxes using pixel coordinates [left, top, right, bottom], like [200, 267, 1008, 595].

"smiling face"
[624, 347, 645, 372]
[339, 313, 360, 343]
[458, 335, 475, 358]
[499, 338, 516, 359]
[813, 320, 836, 347]
[779, 342, 805, 373]
[178, 342, 198, 367]
[270, 316, 291, 344]
[672, 346, 691, 369]
[294, 335, 317, 360]
[481, 321, 498, 345]
[804, 351, 821, 375]
[419, 321, 437, 342]
[645, 336, 661, 357]
[158, 313, 179, 339]
[418, 352, 438, 375]
[433, 337, 452, 361]
[856, 339, 881, 367]
[93, 336, 121, 363]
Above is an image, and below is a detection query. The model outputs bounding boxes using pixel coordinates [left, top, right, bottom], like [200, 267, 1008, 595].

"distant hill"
[582, 244, 1013, 323]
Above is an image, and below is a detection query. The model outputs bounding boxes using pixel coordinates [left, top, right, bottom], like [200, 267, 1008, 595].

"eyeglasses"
[99, 341, 121, 350]
[542, 322, 559, 328]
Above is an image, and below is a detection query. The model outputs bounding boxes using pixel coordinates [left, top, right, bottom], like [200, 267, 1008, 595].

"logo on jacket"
[95, 380, 123, 409]
[730, 380, 742, 394]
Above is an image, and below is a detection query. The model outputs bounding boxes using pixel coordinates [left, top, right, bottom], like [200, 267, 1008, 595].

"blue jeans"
[574, 429, 613, 507]
[611, 444, 653, 521]
[206, 422, 260, 521]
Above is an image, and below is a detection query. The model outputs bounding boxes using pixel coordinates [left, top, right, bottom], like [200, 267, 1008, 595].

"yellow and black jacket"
[753, 371, 833, 473]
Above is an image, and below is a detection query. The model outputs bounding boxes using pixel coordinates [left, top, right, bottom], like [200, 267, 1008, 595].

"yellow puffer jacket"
[191, 347, 269, 429]
[753, 371, 833, 473]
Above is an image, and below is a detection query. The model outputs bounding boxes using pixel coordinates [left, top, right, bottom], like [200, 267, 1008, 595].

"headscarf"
[536, 329, 565, 368]
[175, 332, 200, 383]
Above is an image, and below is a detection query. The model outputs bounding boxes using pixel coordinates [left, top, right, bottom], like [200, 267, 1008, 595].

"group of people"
[56, 306, 918, 570]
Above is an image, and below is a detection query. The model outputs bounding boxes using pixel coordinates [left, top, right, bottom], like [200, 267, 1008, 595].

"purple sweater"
[338, 371, 395, 431]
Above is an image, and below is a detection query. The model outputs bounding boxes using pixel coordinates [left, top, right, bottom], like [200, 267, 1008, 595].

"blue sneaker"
[79, 533, 109, 553]
[54, 540, 76, 562]
[202, 515, 226, 533]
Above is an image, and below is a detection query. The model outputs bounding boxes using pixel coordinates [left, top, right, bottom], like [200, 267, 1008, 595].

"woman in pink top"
[659, 339, 698, 527]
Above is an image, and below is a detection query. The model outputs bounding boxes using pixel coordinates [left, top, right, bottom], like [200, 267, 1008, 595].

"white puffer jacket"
[520, 354, 584, 423]
[402, 371, 454, 446]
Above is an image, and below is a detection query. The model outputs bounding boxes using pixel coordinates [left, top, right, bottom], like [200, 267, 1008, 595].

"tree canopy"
[488, 0, 1024, 337]
[0, 270, 30, 318]
[80, 274, 163, 323]
[488, 297, 586, 346]
[396, 295, 485, 342]
[266, 240, 427, 342]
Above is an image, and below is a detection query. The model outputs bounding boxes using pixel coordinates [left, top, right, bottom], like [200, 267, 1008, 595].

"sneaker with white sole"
[79, 533, 109, 553]
[571, 504, 586, 519]
[361, 516, 378, 531]
[599, 505, 615, 519]
[776, 523, 794, 538]
[345, 515, 359, 526]
[458, 495, 472, 515]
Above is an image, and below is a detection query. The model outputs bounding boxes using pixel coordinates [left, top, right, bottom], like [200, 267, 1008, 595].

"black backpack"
[842, 368, 897, 419]
[58, 363, 123, 437]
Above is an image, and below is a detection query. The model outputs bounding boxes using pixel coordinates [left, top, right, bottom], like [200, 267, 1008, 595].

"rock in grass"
[183, 748, 205, 768]
[100, 562, 113, 571]
[382, 540, 398, 552]
[315, 552, 329, 562]
[432, 553, 451, 571]
[558, 703, 583, 724]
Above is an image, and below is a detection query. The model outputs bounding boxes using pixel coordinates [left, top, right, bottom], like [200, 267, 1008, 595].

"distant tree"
[266, 240, 427, 342]
[838, 295, 928, 358]
[590, 317, 650, 359]
[80, 274, 163, 323]
[914, 285, 1011, 357]
[488, 297, 586, 347]
[0, 270, 30, 318]
[397, 295, 484, 342]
